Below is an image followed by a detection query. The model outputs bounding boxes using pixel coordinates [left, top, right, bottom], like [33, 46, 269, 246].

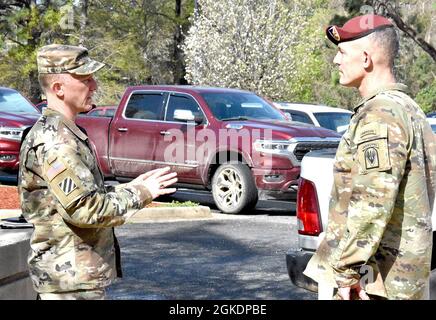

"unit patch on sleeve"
[58, 177, 78, 195]
[364, 147, 379, 169]
[356, 123, 391, 174]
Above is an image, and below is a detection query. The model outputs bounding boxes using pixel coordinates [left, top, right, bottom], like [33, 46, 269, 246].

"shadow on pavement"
[107, 219, 315, 300]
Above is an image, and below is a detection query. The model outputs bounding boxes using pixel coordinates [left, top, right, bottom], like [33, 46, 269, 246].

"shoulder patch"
[356, 122, 387, 144]
[356, 123, 391, 174]
[58, 177, 78, 195]
[46, 160, 67, 181]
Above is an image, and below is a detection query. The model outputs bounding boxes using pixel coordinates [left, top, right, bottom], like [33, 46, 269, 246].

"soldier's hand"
[338, 283, 370, 300]
[131, 167, 178, 199]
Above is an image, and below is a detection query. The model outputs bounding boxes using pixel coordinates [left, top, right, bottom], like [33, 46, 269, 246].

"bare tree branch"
[371, 0, 436, 62]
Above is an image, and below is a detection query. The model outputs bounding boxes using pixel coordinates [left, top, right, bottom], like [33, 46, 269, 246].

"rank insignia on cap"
[365, 147, 379, 169]
[328, 26, 341, 42]
[58, 177, 77, 195]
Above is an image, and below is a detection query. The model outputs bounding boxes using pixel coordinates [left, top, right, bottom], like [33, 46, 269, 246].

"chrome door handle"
[117, 128, 128, 132]
[160, 131, 170, 136]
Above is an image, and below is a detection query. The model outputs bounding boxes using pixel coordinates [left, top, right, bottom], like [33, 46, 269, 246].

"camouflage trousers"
[38, 288, 106, 300]
[318, 281, 430, 300]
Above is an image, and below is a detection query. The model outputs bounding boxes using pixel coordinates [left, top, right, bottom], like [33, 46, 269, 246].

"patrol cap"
[326, 14, 394, 45]
[37, 44, 105, 75]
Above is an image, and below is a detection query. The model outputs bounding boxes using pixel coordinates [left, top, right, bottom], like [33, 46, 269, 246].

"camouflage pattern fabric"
[38, 289, 106, 300]
[19, 108, 152, 294]
[37, 44, 105, 75]
[304, 83, 436, 299]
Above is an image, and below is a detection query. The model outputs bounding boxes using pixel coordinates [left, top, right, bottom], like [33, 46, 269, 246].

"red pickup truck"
[0, 87, 40, 181]
[76, 85, 341, 213]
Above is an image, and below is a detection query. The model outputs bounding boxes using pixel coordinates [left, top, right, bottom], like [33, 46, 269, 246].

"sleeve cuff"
[333, 268, 360, 288]
[126, 184, 153, 208]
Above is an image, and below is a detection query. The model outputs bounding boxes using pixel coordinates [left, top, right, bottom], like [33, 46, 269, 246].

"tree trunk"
[173, 0, 186, 84]
[79, 0, 89, 46]
[28, 0, 42, 102]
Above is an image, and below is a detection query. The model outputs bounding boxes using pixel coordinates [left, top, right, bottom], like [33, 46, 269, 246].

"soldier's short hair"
[368, 27, 399, 69]
[38, 74, 62, 93]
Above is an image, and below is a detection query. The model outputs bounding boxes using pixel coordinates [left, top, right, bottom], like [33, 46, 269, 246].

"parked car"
[76, 85, 342, 214]
[427, 118, 436, 133]
[86, 105, 117, 118]
[34, 100, 47, 113]
[274, 102, 352, 134]
[286, 148, 436, 298]
[0, 87, 40, 177]
[427, 112, 436, 118]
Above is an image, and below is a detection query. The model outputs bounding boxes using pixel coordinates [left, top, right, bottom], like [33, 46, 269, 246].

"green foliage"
[415, 80, 436, 113]
[0, 0, 194, 104]
[0, 0, 433, 111]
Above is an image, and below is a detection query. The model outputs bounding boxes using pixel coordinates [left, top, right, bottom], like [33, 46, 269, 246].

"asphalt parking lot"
[106, 189, 316, 300]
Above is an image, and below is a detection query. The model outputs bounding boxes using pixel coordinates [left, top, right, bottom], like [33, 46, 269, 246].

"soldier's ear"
[52, 81, 64, 98]
[363, 50, 373, 70]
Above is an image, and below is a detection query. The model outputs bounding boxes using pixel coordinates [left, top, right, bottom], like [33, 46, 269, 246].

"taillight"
[297, 177, 322, 236]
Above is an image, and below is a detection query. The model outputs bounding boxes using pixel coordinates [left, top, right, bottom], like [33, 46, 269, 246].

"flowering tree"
[182, 0, 311, 100]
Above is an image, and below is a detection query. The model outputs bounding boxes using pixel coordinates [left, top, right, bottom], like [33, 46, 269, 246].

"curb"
[127, 205, 212, 223]
[0, 204, 212, 222]
[0, 209, 22, 219]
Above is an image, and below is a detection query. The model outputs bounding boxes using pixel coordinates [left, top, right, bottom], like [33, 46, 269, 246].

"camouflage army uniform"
[304, 83, 436, 299]
[18, 108, 152, 295]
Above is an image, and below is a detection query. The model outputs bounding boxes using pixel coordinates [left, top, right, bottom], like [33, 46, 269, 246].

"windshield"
[314, 112, 352, 132]
[201, 92, 285, 121]
[0, 89, 38, 114]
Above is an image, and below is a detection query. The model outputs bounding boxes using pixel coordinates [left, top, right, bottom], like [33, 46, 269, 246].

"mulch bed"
[0, 185, 162, 209]
[0, 186, 20, 209]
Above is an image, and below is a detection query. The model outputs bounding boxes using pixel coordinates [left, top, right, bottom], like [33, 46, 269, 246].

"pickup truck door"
[154, 92, 208, 184]
[109, 91, 168, 178]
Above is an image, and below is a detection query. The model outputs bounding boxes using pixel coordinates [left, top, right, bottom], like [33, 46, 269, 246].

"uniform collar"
[42, 108, 88, 141]
[354, 83, 409, 112]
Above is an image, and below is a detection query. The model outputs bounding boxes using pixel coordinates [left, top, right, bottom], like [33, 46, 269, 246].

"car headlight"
[253, 139, 293, 156]
[0, 127, 24, 141]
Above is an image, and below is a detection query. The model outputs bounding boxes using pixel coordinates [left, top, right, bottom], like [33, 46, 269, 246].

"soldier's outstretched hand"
[130, 167, 178, 199]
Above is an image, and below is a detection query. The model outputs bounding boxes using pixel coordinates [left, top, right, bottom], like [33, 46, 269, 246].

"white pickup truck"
[286, 148, 436, 299]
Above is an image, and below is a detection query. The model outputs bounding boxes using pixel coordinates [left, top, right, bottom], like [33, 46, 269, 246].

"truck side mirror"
[173, 109, 204, 124]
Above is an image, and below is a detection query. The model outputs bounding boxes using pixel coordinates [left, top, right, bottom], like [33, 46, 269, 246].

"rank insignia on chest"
[58, 177, 77, 195]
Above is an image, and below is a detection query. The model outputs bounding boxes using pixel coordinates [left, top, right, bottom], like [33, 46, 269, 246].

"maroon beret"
[326, 14, 394, 45]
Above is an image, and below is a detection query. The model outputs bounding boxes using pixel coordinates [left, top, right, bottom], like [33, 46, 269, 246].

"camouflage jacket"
[18, 108, 152, 293]
[304, 84, 436, 299]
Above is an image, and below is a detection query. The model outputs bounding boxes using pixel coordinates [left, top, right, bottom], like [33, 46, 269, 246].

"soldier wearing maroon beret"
[304, 15, 436, 300]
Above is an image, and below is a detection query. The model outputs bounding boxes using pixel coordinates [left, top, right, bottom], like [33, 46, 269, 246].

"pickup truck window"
[201, 92, 284, 121]
[314, 112, 352, 132]
[165, 94, 203, 122]
[0, 89, 39, 114]
[288, 111, 313, 125]
[125, 93, 165, 120]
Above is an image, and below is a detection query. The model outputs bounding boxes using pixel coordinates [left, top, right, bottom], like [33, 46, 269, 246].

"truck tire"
[211, 163, 258, 214]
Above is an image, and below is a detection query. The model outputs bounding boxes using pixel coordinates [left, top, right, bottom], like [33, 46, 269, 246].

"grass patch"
[162, 200, 200, 207]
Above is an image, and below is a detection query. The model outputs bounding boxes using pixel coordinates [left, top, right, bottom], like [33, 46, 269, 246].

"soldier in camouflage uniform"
[303, 15, 436, 300]
[19, 44, 178, 300]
